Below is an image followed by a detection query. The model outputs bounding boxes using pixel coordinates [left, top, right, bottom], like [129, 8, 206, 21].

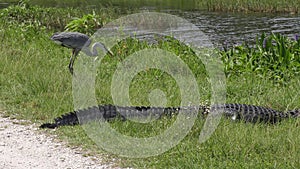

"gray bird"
[51, 32, 113, 74]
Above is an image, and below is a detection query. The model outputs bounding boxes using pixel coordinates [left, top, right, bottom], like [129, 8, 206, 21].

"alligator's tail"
[39, 104, 200, 129]
[40, 112, 78, 129]
[40, 105, 123, 128]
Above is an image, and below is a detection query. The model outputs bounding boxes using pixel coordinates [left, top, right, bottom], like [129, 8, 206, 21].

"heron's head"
[50, 32, 62, 45]
[50, 32, 62, 40]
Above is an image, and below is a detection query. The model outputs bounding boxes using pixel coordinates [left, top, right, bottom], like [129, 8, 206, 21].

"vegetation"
[221, 33, 300, 83]
[1, 1, 81, 31]
[65, 12, 105, 36]
[0, 0, 120, 32]
[206, 0, 300, 13]
[0, 2, 300, 169]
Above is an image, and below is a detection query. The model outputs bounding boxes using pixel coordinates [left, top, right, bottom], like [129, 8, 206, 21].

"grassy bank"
[205, 0, 300, 13]
[1, 4, 300, 169]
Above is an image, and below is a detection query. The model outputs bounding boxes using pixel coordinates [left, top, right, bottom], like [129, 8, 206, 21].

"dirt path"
[0, 115, 124, 169]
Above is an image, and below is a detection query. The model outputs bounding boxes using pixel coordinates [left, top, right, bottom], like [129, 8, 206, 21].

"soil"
[0, 114, 126, 169]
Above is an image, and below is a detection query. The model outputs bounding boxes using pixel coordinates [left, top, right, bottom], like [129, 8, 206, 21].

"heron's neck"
[92, 42, 109, 56]
[83, 42, 108, 56]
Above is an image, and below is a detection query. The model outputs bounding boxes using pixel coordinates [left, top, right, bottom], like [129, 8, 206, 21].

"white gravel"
[0, 115, 125, 169]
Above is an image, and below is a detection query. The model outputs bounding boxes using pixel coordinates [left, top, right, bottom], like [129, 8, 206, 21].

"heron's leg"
[68, 50, 75, 75]
[69, 49, 79, 75]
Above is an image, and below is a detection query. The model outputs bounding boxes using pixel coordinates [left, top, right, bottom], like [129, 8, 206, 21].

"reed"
[206, 0, 300, 13]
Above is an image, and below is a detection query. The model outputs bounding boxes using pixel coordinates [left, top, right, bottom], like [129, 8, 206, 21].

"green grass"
[121, 119, 300, 168]
[1, 4, 300, 169]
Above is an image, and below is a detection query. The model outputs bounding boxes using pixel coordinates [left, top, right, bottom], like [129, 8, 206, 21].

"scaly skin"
[40, 104, 299, 128]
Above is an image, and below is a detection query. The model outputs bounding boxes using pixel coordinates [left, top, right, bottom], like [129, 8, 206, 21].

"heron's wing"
[51, 32, 90, 49]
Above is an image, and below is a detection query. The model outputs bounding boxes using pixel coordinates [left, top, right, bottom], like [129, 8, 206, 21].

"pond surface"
[1, 1, 300, 48]
[171, 10, 300, 48]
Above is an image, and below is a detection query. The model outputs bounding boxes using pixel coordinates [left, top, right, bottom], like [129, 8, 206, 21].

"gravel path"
[0, 115, 123, 169]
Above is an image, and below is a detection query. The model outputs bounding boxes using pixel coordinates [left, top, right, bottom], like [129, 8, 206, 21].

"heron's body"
[51, 32, 113, 74]
[51, 32, 90, 50]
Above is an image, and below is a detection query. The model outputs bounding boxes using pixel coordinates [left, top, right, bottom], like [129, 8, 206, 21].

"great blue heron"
[51, 32, 113, 74]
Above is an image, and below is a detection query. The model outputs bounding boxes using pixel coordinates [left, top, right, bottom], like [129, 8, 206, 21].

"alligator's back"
[40, 104, 299, 128]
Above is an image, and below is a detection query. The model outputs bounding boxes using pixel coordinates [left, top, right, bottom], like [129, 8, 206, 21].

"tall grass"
[1, 3, 300, 169]
[0, 23, 72, 120]
[206, 0, 300, 13]
[0, 0, 120, 32]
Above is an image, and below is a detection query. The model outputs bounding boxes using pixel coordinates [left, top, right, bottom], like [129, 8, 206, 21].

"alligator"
[40, 103, 299, 129]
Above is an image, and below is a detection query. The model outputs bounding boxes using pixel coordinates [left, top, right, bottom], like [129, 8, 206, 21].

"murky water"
[1, 1, 300, 47]
[120, 9, 300, 48]
[174, 10, 300, 47]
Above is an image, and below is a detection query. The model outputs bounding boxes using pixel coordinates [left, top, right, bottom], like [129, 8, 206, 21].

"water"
[118, 9, 300, 48]
[0, 2, 10, 8]
[1, 1, 300, 47]
[175, 11, 300, 47]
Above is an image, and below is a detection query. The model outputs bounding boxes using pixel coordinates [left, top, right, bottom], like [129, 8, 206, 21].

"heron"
[50, 32, 113, 74]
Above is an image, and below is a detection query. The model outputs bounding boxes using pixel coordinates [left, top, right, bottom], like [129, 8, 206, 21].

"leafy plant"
[220, 33, 300, 84]
[65, 12, 105, 36]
